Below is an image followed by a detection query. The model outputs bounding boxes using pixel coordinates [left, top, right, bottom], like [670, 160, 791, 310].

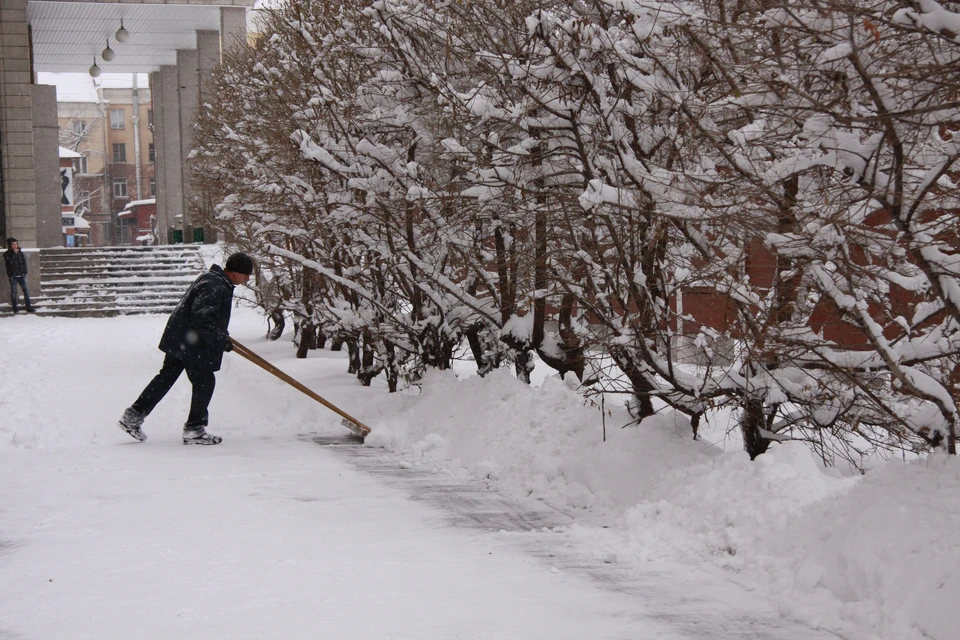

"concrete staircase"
[1, 245, 206, 318]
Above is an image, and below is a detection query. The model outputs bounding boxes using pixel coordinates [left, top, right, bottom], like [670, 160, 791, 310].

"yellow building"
[55, 75, 155, 246]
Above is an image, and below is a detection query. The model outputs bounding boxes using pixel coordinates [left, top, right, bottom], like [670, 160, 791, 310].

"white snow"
[1, 304, 957, 639]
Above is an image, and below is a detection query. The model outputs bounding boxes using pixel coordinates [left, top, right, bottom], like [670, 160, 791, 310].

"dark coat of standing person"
[3, 238, 34, 313]
[118, 252, 254, 445]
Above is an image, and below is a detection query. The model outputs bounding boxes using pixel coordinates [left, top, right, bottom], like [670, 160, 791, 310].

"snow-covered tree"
[189, 0, 960, 462]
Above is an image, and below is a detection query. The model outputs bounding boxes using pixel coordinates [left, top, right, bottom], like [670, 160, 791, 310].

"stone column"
[0, 0, 36, 247]
[195, 30, 220, 243]
[220, 7, 247, 57]
[159, 65, 183, 244]
[177, 49, 199, 242]
[197, 30, 220, 100]
[150, 71, 168, 244]
[31, 84, 61, 249]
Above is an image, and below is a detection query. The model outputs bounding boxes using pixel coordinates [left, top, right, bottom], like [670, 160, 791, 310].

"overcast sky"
[37, 72, 151, 102]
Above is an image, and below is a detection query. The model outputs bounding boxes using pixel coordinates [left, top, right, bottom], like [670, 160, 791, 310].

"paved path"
[315, 435, 853, 640]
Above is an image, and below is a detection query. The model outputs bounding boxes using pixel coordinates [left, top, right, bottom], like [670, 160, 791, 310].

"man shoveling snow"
[117, 252, 254, 445]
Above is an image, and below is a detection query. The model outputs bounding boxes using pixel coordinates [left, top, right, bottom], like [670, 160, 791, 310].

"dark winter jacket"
[3, 249, 27, 278]
[158, 265, 235, 371]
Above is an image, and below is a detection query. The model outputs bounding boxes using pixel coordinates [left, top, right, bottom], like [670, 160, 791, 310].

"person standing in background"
[3, 238, 35, 314]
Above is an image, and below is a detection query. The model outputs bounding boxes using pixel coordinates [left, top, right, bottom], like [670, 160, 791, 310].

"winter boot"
[118, 407, 147, 442]
[182, 427, 222, 446]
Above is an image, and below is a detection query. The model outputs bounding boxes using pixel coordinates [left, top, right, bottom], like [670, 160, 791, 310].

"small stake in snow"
[230, 338, 371, 438]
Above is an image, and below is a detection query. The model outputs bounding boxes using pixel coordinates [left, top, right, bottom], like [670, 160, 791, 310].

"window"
[112, 143, 126, 163]
[72, 120, 85, 135]
[76, 190, 90, 211]
[149, 178, 156, 197]
[72, 155, 88, 174]
[118, 217, 136, 244]
[147, 109, 153, 129]
[113, 178, 128, 198]
[110, 109, 125, 129]
[148, 143, 155, 162]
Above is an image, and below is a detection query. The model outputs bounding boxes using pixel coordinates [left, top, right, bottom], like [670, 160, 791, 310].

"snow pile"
[371, 367, 960, 640]
[759, 454, 960, 640]
[366, 368, 718, 511]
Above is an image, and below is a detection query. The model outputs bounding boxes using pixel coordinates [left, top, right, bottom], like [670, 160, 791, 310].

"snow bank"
[370, 368, 960, 640]
[366, 368, 718, 511]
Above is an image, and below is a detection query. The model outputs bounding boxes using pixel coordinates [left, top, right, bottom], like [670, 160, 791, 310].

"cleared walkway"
[0, 310, 851, 639]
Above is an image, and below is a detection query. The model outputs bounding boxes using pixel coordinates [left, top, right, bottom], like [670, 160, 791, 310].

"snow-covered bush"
[190, 0, 960, 462]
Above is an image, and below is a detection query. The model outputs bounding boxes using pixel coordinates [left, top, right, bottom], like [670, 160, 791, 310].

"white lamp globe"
[89, 59, 102, 78]
[115, 20, 131, 43]
[101, 42, 116, 62]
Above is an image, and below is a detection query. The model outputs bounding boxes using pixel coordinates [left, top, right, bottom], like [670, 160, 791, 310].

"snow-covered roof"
[117, 210, 134, 218]
[58, 146, 82, 159]
[126, 198, 156, 208]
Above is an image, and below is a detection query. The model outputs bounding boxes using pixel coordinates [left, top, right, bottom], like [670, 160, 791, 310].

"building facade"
[57, 82, 155, 246]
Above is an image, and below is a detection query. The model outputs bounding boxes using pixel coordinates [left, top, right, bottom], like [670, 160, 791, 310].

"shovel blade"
[340, 417, 370, 438]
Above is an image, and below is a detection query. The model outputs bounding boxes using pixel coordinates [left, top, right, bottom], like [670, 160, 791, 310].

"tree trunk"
[357, 331, 381, 386]
[741, 397, 772, 459]
[345, 337, 360, 375]
[465, 325, 498, 377]
[296, 322, 318, 359]
[384, 340, 399, 393]
[266, 309, 285, 341]
[514, 349, 534, 384]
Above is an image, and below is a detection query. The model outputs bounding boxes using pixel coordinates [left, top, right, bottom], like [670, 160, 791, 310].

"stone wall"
[0, 0, 37, 246]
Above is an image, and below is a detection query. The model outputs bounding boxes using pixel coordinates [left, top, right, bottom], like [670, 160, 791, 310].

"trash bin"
[193, 227, 205, 243]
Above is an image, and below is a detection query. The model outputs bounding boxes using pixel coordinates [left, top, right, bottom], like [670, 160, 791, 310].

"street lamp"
[89, 57, 101, 78]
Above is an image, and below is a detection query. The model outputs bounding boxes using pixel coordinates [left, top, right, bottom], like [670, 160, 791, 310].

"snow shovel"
[229, 338, 371, 438]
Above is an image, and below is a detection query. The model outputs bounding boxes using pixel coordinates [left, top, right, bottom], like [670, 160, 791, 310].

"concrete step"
[42, 283, 189, 295]
[40, 269, 202, 281]
[41, 275, 200, 287]
[41, 244, 203, 256]
[4, 245, 212, 318]
[35, 307, 173, 318]
[32, 301, 179, 313]
[41, 261, 201, 272]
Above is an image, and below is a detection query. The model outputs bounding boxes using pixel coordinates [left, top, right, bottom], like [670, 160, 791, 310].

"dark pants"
[132, 353, 216, 428]
[8, 276, 31, 310]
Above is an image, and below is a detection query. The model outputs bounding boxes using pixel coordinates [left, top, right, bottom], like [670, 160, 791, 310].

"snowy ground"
[1, 272, 957, 639]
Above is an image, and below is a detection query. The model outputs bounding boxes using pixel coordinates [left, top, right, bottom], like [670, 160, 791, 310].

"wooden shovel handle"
[230, 338, 371, 437]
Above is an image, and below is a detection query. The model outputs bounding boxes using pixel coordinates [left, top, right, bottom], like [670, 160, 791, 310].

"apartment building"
[56, 76, 155, 246]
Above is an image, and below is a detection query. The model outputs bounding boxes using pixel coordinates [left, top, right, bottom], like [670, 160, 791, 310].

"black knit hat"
[225, 252, 254, 275]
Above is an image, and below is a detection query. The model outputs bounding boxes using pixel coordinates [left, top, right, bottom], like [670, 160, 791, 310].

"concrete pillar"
[150, 71, 168, 244]
[195, 30, 221, 244]
[0, 0, 37, 247]
[160, 65, 183, 244]
[177, 49, 199, 241]
[197, 30, 220, 103]
[220, 7, 247, 57]
[32, 84, 62, 248]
